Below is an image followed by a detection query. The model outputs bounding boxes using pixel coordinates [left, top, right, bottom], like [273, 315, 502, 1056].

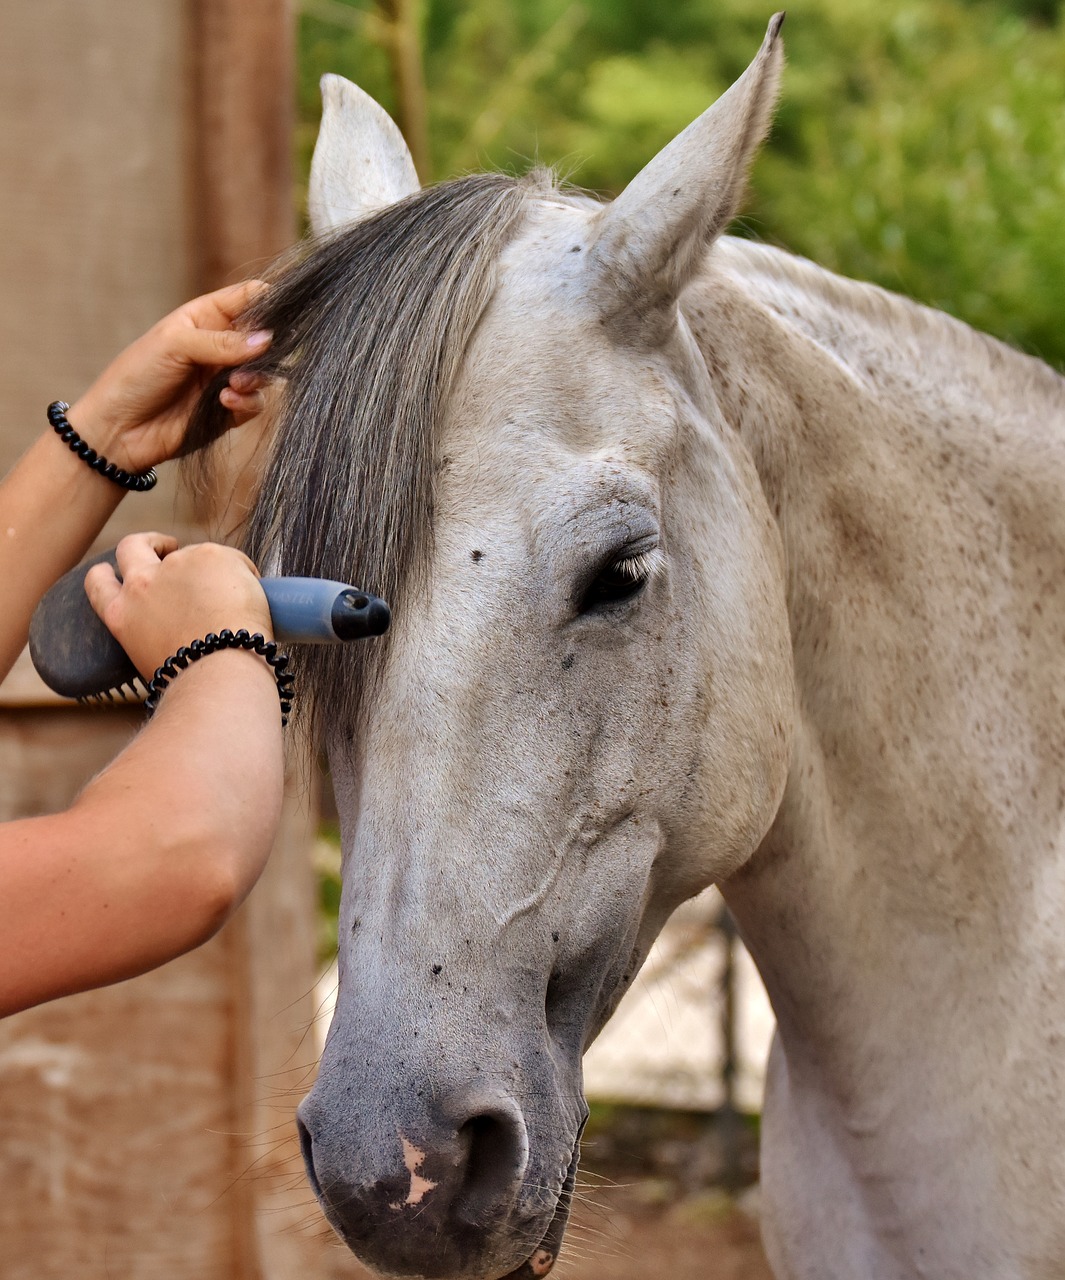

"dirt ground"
[559, 1171, 772, 1280]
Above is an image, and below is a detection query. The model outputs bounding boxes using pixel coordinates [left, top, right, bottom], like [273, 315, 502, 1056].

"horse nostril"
[296, 1111, 324, 1202]
[456, 1106, 529, 1227]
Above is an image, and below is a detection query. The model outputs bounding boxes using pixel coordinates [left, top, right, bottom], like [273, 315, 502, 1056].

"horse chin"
[314, 1158, 578, 1280]
[499, 1144, 580, 1280]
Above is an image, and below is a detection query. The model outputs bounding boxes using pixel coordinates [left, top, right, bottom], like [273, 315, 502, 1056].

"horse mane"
[187, 170, 552, 743]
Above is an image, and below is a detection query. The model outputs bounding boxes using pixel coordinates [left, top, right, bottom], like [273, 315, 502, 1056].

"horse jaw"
[309, 74, 420, 234]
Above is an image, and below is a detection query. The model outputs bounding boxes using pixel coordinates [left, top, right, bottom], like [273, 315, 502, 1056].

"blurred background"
[299, 0, 1065, 369]
[1, 2, 1062, 1278]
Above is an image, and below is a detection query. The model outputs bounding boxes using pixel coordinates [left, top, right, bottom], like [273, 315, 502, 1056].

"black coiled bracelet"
[145, 631, 295, 726]
[48, 401, 158, 492]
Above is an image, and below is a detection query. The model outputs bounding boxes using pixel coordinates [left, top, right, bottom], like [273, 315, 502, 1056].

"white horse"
[209, 16, 1065, 1279]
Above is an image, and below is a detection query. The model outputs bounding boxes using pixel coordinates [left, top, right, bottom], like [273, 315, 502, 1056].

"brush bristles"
[76, 678, 149, 707]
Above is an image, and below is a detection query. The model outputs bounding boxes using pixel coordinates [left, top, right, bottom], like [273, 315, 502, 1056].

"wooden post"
[186, 0, 297, 534]
[379, 0, 430, 180]
[188, 0, 296, 291]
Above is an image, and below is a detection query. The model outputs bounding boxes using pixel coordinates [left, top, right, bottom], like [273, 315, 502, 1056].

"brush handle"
[28, 548, 390, 701]
[263, 576, 391, 643]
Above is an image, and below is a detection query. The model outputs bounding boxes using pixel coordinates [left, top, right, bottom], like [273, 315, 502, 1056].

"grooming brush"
[29, 547, 391, 704]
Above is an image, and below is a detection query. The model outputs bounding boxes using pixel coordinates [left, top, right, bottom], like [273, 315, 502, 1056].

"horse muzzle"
[296, 1076, 585, 1280]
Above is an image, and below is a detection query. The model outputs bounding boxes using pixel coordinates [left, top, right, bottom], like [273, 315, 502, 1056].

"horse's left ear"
[590, 13, 785, 339]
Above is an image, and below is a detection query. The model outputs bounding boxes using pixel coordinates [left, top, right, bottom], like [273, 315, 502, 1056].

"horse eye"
[580, 549, 660, 612]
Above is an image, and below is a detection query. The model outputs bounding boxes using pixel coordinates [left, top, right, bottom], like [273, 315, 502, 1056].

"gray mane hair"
[188, 169, 555, 745]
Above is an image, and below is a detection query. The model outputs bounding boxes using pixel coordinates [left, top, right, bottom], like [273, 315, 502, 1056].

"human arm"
[0, 536, 285, 1017]
[0, 281, 270, 684]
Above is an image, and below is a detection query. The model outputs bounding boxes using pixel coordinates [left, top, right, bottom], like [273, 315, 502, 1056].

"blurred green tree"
[297, 0, 1065, 367]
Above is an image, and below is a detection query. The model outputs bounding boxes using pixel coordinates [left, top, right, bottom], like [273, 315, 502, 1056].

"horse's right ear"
[309, 75, 421, 234]
[589, 14, 785, 343]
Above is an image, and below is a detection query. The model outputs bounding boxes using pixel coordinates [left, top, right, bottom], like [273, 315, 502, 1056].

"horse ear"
[590, 13, 785, 338]
[308, 75, 421, 234]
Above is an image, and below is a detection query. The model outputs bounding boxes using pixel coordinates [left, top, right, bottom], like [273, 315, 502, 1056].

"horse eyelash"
[611, 547, 664, 583]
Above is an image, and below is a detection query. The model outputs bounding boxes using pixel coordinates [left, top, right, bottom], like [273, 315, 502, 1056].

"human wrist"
[47, 402, 158, 493]
[145, 630, 293, 725]
[152, 644, 277, 701]
[63, 395, 130, 468]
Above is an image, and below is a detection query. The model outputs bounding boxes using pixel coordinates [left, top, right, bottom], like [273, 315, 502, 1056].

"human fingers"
[171, 280, 269, 334]
[95, 542, 271, 679]
[219, 385, 266, 422]
[114, 531, 179, 579]
[159, 543, 271, 635]
[83, 561, 123, 621]
[159, 541, 263, 584]
[227, 369, 269, 394]
[190, 279, 269, 325]
[176, 325, 272, 370]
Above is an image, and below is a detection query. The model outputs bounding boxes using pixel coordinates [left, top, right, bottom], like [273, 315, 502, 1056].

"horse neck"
[684, 241, 1065, 1170]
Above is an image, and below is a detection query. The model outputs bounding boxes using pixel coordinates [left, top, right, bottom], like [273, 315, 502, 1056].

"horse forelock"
[218, 170, 560, 743]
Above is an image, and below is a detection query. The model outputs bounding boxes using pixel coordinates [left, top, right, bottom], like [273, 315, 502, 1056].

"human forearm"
[0, 424, 124, 682]
[81, 649, 286, 921]
[0, 651, 284, 1015]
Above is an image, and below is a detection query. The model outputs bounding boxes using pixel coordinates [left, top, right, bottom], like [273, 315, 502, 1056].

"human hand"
[63, 282, 272, 474]
[84, 532, 273, 679]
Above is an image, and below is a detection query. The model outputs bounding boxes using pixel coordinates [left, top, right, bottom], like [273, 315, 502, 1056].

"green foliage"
[756, 3, 1065, 365]
[314, 824, 343, 962]
[298, 0, 1065, 364]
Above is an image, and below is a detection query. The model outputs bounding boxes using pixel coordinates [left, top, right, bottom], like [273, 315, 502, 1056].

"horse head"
[245, 17, 794, 1278]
